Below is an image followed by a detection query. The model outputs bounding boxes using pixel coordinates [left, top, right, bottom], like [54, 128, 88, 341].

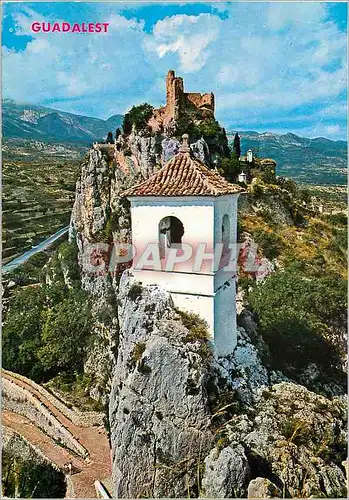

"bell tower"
[121, 135, 244, 356]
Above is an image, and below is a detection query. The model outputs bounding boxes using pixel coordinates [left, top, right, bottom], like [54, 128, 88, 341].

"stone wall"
[3, 427, 69, 497]
[2, 377, 89, 459]
[3, 426, 61, 470]
[149, 70, 215, 134]
[186, 92, 214, 112]
[3, 369, 103, 427]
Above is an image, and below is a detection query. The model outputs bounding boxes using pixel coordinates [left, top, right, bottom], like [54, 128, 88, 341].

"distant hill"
[2, 100, 123, 144]
[228, 131, 347, 185]
[3, 100, 346, 185]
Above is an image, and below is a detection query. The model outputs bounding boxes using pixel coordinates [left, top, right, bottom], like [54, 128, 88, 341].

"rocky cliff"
[70, 88, 227, 400]
[69, 73, 347, 498]
[108, 273, 347, 498]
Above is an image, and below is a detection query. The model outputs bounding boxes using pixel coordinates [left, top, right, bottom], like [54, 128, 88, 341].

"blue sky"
[2, 1, 347, 139]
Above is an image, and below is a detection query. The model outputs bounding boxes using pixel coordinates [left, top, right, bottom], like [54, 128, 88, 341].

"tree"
[233, 132, 241, 157]
[247, 267, 346, 378]
[3, 278, 92, 382]
[2, 286, 46, 380]
[115, 127, 122, 140]
[38, 289, 92, 374]
[122, 103, 154, 134]
[220, 153, 240, 183]
[197, 119, 222, 138]
[106, 131, 113, 144]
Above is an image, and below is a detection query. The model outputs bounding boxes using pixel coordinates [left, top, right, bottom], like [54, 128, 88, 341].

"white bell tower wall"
[128, 194, 240, 356]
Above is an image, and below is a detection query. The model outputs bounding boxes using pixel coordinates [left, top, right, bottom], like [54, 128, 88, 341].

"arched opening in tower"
[159, 216, 184, 258]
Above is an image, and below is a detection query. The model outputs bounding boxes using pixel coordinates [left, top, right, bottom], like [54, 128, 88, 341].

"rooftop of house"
[121, 134, 244, 198]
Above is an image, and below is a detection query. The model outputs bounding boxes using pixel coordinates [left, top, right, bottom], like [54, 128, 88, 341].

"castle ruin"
[148, 70, 215, 134]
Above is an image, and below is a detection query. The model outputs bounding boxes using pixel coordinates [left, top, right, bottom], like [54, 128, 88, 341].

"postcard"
[1, 1, 347, 499]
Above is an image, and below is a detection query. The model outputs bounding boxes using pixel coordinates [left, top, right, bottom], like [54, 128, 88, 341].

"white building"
[247, 149, 253, 163]
[121, 134, 244, 356]
[238, 172, 247, 183]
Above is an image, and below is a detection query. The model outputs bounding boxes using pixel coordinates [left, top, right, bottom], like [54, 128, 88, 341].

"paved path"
[2, 225, 69, 274]
[2, 371, 112, 498]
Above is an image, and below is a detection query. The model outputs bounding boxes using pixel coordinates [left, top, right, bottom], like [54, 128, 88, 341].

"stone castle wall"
[186, 92, 214, 111]
[148, 70, 215, 133]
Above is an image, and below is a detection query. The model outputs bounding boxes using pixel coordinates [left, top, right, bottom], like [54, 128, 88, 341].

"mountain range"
[229, 131, 347, 185]
[2, 100, 346, 185]
[2, 99, 123, 143]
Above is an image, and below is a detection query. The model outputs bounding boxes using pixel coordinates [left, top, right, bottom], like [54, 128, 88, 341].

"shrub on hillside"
[2, 283, 92, 382]
[38, 289, 92, 373]
[247, 267, 346, 380]
[253, 228, 284, 260]
[197, 119, 222, 138]
[220, 155, 240, 183]
[58, 240, 80, 281]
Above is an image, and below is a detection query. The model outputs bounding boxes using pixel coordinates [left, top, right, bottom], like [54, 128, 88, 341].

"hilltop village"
[2, 71, 347, 499]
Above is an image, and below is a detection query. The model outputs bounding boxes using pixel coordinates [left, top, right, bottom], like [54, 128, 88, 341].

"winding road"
[2, 225, 69, 274]
[2, 370, 112, 498]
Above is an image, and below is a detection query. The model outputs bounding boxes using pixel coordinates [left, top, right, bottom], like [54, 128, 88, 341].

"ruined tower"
[148, 70, 215, 133]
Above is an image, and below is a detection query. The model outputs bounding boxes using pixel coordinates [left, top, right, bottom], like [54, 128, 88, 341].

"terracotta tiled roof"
[121, 152, 244, 198]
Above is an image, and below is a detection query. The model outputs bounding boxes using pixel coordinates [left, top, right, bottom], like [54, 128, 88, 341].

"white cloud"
[2, 3, 347, 139]
[266, 2, 326, 30]
[146, 14, 219, 72]
[2, 9, 152, 112]
[323, 124, 342, 137]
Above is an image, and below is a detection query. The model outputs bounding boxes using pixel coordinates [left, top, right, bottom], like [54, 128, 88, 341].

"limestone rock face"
[247, 477, 282, 498]
[216, 326, 271, 405]
[202, 445, 250, 497]
[190, 137, 211, 166]
[109, 274, 347, 498]
[127, 131, 163, 177]
[72, 149, 110, 244]
[161, 137, 180, 163]
[223, 382, 347, 498]
[109, 273, 214, 497]
[70, 148, 120, 399]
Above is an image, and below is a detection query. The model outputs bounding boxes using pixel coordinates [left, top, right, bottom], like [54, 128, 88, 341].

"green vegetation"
[2, 242, 92, 383]
[238, 173, 347, 387]
[45, 372, 104, 412]
[123, 103, 154, 134]
[246, 266, 346, 379]
[5, 251, 51, 285]
[233, 132, 241, 157]
[174, 117, 228, 156]
[176, 309, 210, 343]
[131, 342, 146, 363]
[240, 178, 347, 277]
[176, 309, 212, 364]
[3, 284, 92, 382]
[39, 290, 92, 372]
[197, 119, 222, 139]
[253, 228, 284, 260]
[219, 153, 241, 183]
[2, 450, 66, 498]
